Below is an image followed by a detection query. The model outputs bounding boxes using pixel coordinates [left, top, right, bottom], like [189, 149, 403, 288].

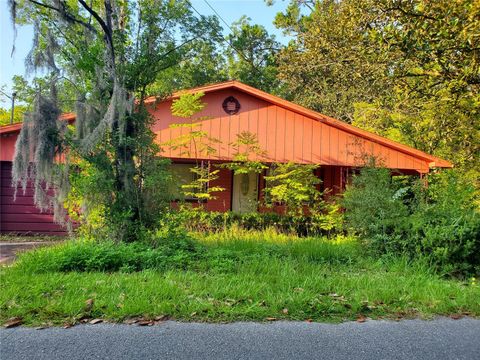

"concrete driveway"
[1, 318, 479, 360]
[0, 241, 58, 264]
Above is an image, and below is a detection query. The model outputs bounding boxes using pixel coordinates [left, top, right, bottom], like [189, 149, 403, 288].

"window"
[170, 163, 206, 201]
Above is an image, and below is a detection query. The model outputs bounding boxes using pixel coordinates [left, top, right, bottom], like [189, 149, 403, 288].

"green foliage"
[165, 92, 221, 159]
[8, 0, 222, 241]
[221, 131, 268, 175]
[226, 16, 281, 93]
[274, 0, 392, 122]
[176, 204, 342, 237]
[144, 14, 281, 95]
[166, 92, 225, 202]
[342, 167, 409, 243]
[273, 0, 480, 178]
[3, 232, 480, 325]
[263, 162, 321, 216]
[181, 165, 225, 201]
[342, 168, 480, 276]
[408, 172, 480, 276]
[15, 240, 202, 274]
[0, 106, 25, 126]
[12, 229, 359, 275]
[171, 92, 206, 118]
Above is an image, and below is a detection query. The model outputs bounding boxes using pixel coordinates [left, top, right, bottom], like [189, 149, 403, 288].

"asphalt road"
[1, 319, 479, 360]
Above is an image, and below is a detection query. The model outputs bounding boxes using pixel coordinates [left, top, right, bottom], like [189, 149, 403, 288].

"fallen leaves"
[282, 308, 289, 314]
[137, 320, 154, 326]
[122, 316, 168, 326]
[3, 317, 22, 328]
[356, 315, 367, 323]
[89, 318, 103, 325]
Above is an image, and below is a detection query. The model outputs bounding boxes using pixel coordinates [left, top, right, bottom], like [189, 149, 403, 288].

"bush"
[176, 204, 342, 236]
[342, 168, 480, 276]
[408, 171, 480, 275]
[342, 167, 411, 253]
[16, 225, 204, 273]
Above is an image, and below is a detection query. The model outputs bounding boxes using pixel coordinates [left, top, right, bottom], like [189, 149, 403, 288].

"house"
[0, 81, 452, 235]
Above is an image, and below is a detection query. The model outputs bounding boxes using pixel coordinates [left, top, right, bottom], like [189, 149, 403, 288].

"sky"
[0, 0, 289, 107]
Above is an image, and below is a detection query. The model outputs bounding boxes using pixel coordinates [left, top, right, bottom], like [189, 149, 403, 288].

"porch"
[170, 162, 347, 213]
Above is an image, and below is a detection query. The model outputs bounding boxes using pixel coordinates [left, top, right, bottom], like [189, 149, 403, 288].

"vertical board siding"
[205, 167, 233, 212]
[267, 105, 277, 162]
[151, 88, 430, 173]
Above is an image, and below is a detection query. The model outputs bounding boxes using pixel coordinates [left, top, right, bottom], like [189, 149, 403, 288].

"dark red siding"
[0, 161, 66, 235]
[204, 167, 233, 212]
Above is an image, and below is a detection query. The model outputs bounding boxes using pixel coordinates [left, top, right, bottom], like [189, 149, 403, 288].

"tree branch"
[77, 0, 114, 59]
[27, 0, 97, 33]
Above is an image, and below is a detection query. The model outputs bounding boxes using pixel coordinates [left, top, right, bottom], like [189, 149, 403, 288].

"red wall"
[0, 134, 17, 161]
[0, 161, 66, 235]
[204, 166, 233, 212]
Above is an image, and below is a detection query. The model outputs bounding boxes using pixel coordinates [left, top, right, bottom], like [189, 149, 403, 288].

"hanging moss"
[12, 92, 64, 215]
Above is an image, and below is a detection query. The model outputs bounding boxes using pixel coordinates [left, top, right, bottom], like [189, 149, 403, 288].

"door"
[232, 172, 259, 213]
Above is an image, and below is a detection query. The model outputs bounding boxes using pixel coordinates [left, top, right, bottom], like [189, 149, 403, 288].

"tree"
[144, 15, 227, 95]
[225, 16, 281, 93]
[9, 0, 220, 241]
[352, 0, 480, 179]
[272, 0, 480, 179]
[221, 131, 268, 175]
[273, 0, 393, 122]
[164, 92, 224, 202]
[0, 105, 27, 126]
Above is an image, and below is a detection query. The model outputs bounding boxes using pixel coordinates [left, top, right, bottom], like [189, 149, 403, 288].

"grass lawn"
[1, 229, 478, 326]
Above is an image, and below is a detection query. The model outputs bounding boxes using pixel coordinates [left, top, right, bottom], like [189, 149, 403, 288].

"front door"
[232, 172, 259, 213]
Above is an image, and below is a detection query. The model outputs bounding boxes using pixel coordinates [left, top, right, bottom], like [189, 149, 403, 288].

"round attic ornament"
[222, 96, 241, 115]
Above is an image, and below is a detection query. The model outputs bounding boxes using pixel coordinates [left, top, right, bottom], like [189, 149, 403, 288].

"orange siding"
[0, 134, 17, 161]
[153, 88, 433, 173]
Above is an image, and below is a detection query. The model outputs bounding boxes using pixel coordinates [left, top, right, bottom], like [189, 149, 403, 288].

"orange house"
[0, 81, 452, 234]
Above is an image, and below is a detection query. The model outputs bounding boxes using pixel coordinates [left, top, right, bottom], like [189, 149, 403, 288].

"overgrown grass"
[1, 229, 478, 326]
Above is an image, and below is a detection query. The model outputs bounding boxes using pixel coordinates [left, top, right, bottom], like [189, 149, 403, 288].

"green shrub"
[408, 171, 480, 275]
[176, 204, 343, 236]
[342, 167, 411, 253]
[15, 228, 204, 273]
[342, 168, 480, 276]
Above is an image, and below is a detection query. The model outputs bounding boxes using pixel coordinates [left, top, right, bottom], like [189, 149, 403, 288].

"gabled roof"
[0, 81, 451, 169]
[147, 80, 451, 168]
[0, 113, 76, 135]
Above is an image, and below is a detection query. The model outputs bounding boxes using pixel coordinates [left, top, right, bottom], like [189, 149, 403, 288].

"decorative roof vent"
[222, 96, 241, 115]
